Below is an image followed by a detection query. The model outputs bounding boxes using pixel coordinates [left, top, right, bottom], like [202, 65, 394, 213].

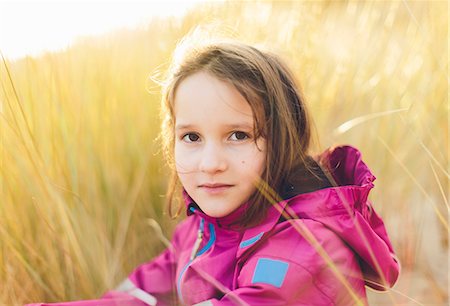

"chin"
[195, 198, 234, 218]
[203, 209, 229, 218]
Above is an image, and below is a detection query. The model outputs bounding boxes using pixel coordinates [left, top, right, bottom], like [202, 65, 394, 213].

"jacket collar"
[183, 191, 251, 230]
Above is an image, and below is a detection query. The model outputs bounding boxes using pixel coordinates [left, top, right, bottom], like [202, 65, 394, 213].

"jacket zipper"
[190, 220, 204, 260]
[178, 218, 205, 304]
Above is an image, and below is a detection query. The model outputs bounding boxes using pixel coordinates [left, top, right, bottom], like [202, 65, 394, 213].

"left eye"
[230, 131, 249, 141]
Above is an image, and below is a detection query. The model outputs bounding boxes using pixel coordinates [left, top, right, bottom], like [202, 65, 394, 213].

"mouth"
[198, 183, 234, 194]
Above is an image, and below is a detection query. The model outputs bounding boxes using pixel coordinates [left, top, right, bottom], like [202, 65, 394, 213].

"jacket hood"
[183, 145, 400, 291]
[287, 145, 400, 291]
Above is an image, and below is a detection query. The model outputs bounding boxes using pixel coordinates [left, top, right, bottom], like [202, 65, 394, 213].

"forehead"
[174, 72, 255, 129]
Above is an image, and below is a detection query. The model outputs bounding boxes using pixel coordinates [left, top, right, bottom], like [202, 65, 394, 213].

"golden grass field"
[0, 1, 448, 305]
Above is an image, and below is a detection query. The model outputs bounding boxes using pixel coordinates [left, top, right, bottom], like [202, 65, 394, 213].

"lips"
[199, 183, 233, 188]
[199, 183, 234, 194]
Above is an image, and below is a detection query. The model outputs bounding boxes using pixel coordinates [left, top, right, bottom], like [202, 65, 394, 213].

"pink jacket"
[27, 145, 400, 306]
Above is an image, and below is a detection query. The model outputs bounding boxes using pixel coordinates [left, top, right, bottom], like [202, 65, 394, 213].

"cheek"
[247, 141, 266, 173]
[254, 154, 266, 176]
[237, 148, 266, 176]
[174, 144, 195, 173]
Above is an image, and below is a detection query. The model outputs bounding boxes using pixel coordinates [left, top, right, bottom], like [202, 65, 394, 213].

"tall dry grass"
[0, 1, 448, 305]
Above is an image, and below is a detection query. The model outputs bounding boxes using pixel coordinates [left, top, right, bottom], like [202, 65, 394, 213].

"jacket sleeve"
[104, 245, 178, 306]
[25, 219, 188, 306]
[110, 217, 200, 305]
[24, 246, 176, 306]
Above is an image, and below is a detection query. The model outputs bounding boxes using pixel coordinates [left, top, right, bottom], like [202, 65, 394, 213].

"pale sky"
[0, 0, 206, 60]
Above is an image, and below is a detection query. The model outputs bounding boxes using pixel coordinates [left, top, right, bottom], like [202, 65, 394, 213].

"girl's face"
[174, 72, 266, 218]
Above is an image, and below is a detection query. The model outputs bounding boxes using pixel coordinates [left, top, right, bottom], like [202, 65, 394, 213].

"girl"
[27, 40, 400, 305]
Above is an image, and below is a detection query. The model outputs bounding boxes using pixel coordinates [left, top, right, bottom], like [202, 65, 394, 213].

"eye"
[230, 131, 250, 141]
[182, 133, 200, 142]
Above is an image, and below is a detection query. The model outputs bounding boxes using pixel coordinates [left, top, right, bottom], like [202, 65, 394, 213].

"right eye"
[182, 133, 200, 143]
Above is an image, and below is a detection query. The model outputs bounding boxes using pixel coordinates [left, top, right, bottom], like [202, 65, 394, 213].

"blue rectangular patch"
[251, 258, 289, 288]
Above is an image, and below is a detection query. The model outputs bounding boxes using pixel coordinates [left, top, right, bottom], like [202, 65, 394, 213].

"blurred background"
[0, 0, 448, 305]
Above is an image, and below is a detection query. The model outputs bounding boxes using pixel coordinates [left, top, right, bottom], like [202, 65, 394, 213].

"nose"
[198, 142, 228, 174]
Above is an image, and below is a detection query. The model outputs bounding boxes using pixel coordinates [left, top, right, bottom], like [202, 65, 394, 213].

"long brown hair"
[160, 39, 318, 227]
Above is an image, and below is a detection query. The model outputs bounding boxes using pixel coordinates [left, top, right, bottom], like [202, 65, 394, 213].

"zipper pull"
[190, 220, 204, 260]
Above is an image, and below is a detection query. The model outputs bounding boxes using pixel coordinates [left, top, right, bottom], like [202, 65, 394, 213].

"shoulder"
[253, 218, 354, 263]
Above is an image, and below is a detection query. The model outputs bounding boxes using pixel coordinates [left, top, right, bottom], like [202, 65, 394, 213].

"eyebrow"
[175, 123, 254, 131]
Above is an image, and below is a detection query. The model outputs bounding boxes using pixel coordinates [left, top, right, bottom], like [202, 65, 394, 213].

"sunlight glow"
[0, 0, 205, 60]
